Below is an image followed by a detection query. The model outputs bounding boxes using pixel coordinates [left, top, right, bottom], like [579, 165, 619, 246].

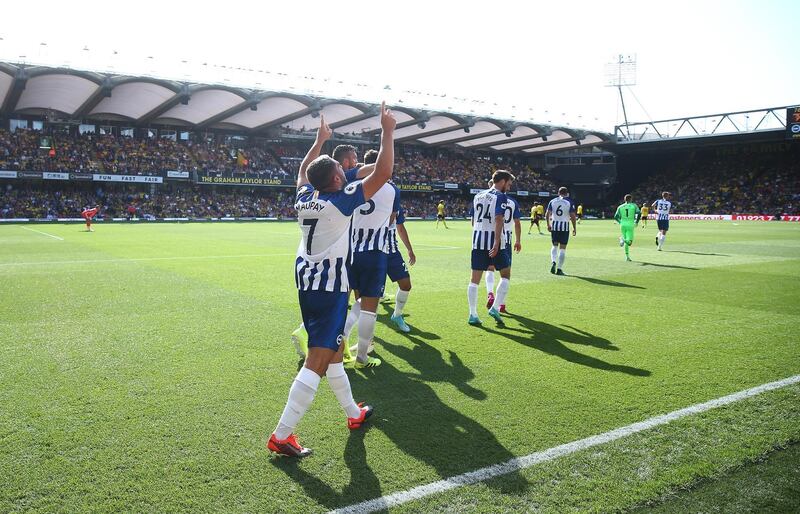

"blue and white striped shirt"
[351, 182, 400, 254]
[387, 207, 405, 254]
[546, 196, 575, 232]
[294, 181, 366, 292]
[472, 188, 508, 250]
[503, 196, 521, 247]
[654, 199, 672, 220]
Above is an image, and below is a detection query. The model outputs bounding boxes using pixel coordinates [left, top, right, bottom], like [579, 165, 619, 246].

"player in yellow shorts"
[639, 203, 649, 228]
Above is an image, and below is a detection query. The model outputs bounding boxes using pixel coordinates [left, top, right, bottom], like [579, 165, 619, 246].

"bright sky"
[1, 0, 797, 132]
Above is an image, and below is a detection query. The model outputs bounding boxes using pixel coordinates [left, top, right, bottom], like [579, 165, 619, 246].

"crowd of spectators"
[1, 181, 513, 220]
[630, 147, 800, 215]
[0, 185, 296, 220]
[0, 129, 557, 191]
[1, 182, 542, 221]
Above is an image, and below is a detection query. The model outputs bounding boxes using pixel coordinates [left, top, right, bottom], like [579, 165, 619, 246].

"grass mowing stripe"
[20, 226, 64, 241]
[329, 373, 800, 514]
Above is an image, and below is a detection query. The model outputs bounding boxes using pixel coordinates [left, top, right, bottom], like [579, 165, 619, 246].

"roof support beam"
[428, 128, 507, 147]
[72, 77, 113, 119]
[1, 68, 27, 115]
[502, 137, 581, 153]
[196, 95, 261, 129]
[136, 85, 189, 126]
[248, 101, 322, 133]
[468, 132, 548, 150]
[329, 107, 379, 130]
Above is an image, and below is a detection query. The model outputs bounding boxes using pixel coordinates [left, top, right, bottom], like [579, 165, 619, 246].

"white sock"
[550, 246, 558, 263]
[467, 282, 479, 317]
[485, 272, 495, 295]
[495, 278, 510, 308]
[393, 289, 409, 317]
[356, 310, 377, 362]
[659, 233, 666, 248]
[274, 367, 320, 440]
[326, 362, 360, 418]
[343, 299, 361, 340]
[558, 249, 566, 270]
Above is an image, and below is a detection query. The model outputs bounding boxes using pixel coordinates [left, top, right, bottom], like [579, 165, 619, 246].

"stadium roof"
[0, 62, 610, 155]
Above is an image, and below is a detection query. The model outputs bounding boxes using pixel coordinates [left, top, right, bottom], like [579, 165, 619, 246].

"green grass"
[637, 442, 800, 514]
[1, 219, 798, 513]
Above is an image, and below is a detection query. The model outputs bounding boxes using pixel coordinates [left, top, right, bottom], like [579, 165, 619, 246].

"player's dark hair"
[624, 194, 632, 202]
[662, 191, 670, 198]
[558, 186, 568, 196]
[492, 170, 515, 184]
[307, 155, 338, 190]
[332, 144, 357, 164]
[363, 149, 378, 165]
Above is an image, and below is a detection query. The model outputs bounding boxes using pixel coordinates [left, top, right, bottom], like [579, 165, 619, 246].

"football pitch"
[1, 219, 799, 513]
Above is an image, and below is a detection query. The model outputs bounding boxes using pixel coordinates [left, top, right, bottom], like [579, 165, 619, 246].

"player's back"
[547, 196, 573, 231]
[351, 182, 399, 253]
[503, 197, 520, 246]
[472, 188, 507, 250]
[295, 182, 364, 292]
[616, 202, 639, 224]
[386, 207, 405, 254]
[654, 199, 672, 220]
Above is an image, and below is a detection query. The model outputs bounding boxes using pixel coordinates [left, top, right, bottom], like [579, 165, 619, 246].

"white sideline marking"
[20, 226, 64, 241]
[330, 374, 800, 514]
[0, 253, 293, 268]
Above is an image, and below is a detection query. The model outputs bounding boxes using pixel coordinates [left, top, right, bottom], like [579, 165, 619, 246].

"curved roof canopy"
[0, 62, 611, 155]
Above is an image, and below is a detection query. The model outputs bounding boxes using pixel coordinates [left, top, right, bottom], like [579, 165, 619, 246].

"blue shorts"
[657, 219, 670, 232]
[349, 250, 388, 298]
[471, 248, 511, 271]
[386, 251, 410, 282]
[298, 289, 348, 351]
[503, 246, 513, 266]
[551, 230, 570, 246]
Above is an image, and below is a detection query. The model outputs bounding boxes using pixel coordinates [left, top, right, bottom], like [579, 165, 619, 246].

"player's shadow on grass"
[638, 261, 699, 270]
[272, 356, 526, 510]
[664, 250, 731, 257]
[377, 302, 441, 341]
[351, 359, 527, 497]
[571, 275, 645, 289]
[376, 335, 486, 400]
[271, 425, 382, 511]
[483, 313, 651, 377]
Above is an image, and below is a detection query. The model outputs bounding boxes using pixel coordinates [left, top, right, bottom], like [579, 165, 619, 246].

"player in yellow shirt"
[528, 202, 544, 234]
[640, 203, 649, 228]
[577, 204, 584, 224]
[436, 200, 449, 229]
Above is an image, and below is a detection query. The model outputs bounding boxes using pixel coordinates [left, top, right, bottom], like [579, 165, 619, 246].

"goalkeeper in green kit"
[614, 194, 641, 262]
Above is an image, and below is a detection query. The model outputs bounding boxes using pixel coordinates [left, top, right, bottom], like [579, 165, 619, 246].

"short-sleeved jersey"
[294, 181, 366, 292]
[536, 204, 545, 216]
[615, 202, 640, 224]
[387, 207, 405, 254]
[351, 182, 400, 254]
[437, 203, 445, 216]
[503, 196, 521, 247]
[546, 196, 575, 232]
[577, 205, 583, 215]
[472, 188, 508, 250]
[82, 208, 98, 218]
[641, 206, 649, 217]
[654, 199, 672, 220]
